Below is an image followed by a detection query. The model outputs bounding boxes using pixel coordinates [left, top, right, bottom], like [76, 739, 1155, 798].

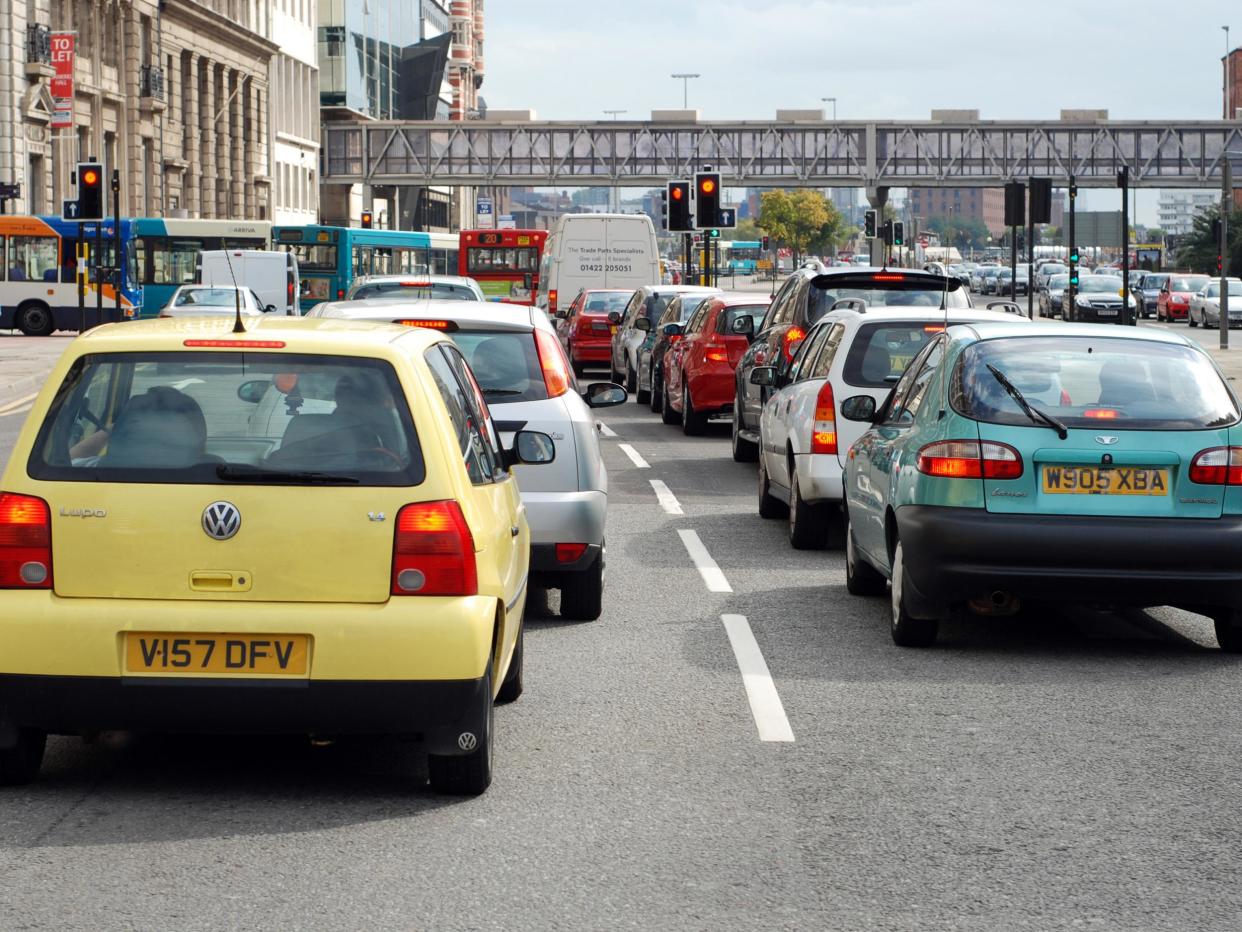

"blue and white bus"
[724, 240, 762, 274]
[273, 225, 460, 313]
[0, 215, 140, 335]
[131, 218, 271, 317]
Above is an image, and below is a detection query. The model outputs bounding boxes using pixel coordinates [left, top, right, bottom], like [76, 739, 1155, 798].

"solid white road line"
[649, 479, 684, 515]
[597, 421, 618, 438]
[0, 392, 37, 415]
[677, 529, 732, 593]
[721, 614, 795, 743]
[618, 443, 650, 469]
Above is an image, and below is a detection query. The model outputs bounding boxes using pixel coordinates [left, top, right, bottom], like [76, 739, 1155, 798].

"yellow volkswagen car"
[0, 316, 555, 795]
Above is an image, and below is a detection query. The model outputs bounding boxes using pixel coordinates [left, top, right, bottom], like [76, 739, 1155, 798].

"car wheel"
[571, 356, 585, 378]
[731, 404, 758, 462]
[1214, 610, 1242, 652]
[626, 363, 638, 397]
[889, 540, 939, 647]
[15, 303, 55, 337]
[845, 510, 886, 596]
[682, 383, 707, 435]
[0, 728, 46, 786]
[648, 365, 662, 412]
[636, 363, 651, 405]
[496, 621, 524, 704]
[661, 374, 681, 425]
[788, 469, 829, 550]
[560, 551, 604, 621]
[757, 453, 788, 519]
[1190, 313, 1198, 328]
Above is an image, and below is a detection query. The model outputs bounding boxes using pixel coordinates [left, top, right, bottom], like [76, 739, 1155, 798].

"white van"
[535, 214, 660, 317]
[197, 250, 300, 316]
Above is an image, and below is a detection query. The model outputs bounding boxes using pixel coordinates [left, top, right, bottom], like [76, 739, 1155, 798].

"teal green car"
[841, 321, 1242, 649]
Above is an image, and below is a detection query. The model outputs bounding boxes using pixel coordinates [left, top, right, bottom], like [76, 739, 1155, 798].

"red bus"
[458, 229, 547, 305]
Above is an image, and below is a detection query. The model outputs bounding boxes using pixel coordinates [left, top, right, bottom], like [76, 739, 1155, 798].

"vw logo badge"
[457, 732, 478, 752]
[1094, 436, 1120, 446]
[202, 501, 242, 541]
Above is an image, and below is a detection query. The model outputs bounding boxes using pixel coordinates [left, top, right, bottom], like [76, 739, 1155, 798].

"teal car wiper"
[985, 364, 1068, 440]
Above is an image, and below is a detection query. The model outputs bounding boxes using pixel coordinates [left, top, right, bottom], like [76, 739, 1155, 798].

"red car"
[1156, 273, 1210, 321]
[558, 289, 633, 375]
[662, 294, 772, 435]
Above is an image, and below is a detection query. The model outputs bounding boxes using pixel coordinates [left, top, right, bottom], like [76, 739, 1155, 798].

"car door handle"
[511, 526, 520, 537]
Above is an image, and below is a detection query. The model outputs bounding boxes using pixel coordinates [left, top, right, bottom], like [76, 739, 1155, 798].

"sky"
[483, 0, 1240, 225]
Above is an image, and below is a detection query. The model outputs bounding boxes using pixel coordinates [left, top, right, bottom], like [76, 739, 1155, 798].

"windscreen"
[447, 331, 550, 404]
[952, 337, 1239, 431]
[350, 281, 475, 301]
[1205, 281, 1242, 298]
[1077, 276, 1125, 293]
[720, 304, 768, 331]
[30, 353, 425, 485]
[810, 274, 970, 320]
[1048, 275, 1069, 289]
[842, 322, 954, 388]
[174, 288, 242, 307]
[582, 291, 632, 314]
[1170, 276, 1208, 292]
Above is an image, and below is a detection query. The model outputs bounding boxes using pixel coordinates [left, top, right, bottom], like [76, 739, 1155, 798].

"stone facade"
[269, 0, 319, 225]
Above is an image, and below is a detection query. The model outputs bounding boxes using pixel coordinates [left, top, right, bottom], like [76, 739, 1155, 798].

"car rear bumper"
[796, 452, 845, 503]
[568, 340, 611, 362]
[894, 505, 1242, 615]
[522, 489, 607, 549]
[0, 673, 489, 753]
[687, 367, 737, 413]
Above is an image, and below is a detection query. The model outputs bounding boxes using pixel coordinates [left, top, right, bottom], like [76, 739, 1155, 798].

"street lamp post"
[671, 73, 700, 109]
[821, 97, 837, 122]
[604, 109, 627, 211]
[1226, 26, 1233, 120]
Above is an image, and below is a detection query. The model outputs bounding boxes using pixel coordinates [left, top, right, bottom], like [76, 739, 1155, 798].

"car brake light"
[400, 280, 433, 287]
[873, 273, 906, 281]
[183, 340, 287, 348]
[392, 501, 477, 596]
[337, 289, 345, 299]
[1190, 447, 1242, 485]
[810, 382, 837, 455]
[549, 289, 558, 312]
[1083, 408, 1119, 419]
[287, 280, 295, 307]
[556, 543, 588, 563]
[395, 319, 458, 331]
[782, 326, 806, 361]
[704, 342, 729, 363]
[668, 333, 682, 344]
[0, 493, 52, 589]
[534, 328, 571, 397]
[916, 440, 1023, 480]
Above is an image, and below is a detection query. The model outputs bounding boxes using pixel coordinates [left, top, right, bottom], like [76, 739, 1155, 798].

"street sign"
[1074, 211, 1124, 247]
[0, 182, 20, 199]
[475, 196, 495, 229]
[498, 214, 516, 230]
[718, 208, 736, 229]
[62, 199, 81, 219]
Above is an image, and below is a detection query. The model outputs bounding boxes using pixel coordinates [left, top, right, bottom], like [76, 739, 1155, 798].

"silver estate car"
[310, 298, 626, 619]
[345, 274, 485, 302]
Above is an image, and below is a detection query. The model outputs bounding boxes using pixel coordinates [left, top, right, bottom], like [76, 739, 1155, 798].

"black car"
[1065, 275, 1137, 323]
[640, 291, 721, 411]
[730, 267, 974, 462]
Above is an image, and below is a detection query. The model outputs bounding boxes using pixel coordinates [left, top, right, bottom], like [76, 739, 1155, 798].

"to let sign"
[50, 33, 75, 128]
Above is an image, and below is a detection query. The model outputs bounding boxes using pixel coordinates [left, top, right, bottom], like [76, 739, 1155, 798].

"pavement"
[4, 348, 1242, 929]
[0, 333, 74, 398]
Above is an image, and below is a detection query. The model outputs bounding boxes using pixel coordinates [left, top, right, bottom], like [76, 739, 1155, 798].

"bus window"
[10, 236, 59, 283]
[279, 242, 337, 272]
[0, 235, 5, 281]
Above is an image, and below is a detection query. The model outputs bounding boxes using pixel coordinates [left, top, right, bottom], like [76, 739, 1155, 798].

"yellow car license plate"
[124, 633, 310, 676]
[1042, 465, 1169, 496]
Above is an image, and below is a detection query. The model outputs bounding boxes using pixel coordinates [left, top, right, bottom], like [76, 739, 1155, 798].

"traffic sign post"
[475, 196, 495, 229]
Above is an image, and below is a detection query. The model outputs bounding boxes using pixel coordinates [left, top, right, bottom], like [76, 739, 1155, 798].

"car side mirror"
[503, 429, 556, 468]
[662, 322, 682, 337]
[265, 304, 277, 314]
[839, 394, 878, 422]
[634, 317, 652, 332]
[607, 310, 622, 324]
[749, 366, 776, 387]
[555, 309, 568, 319]
[237, 379, 271, 404]
[730, 314, 754, 336]
[584, 382, 627, 408]
[987, 301, 1024, 316]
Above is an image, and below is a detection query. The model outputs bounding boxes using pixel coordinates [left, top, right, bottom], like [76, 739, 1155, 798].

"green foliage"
[924, 215, 991, 251]
[719, 218, 761, 242]
[759, 190, 843, 259]
[1176, 207, 1242, 276]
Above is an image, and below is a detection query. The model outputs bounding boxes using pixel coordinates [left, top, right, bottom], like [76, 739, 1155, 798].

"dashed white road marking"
[618, 443, 649, 469]
[0, 392, 37, 415]
[0, 403, 34, 419]
[721, 614, 795, 743]
[677, 529, 731, 593]
[597, 421, 617, 438]
[649, 479, 684, 515]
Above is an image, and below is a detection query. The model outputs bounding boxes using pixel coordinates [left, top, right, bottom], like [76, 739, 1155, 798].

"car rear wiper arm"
[985, 363, 1068, 440]
[481, 388, 525, 397]
[215, 463, 360, 484]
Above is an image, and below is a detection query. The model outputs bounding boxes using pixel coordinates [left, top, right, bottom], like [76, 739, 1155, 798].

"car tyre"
[626, 363, 638, 397]
[1190, 313, 1198, 328]
[1215, 610, 1242, 652]
[661, 374, 681, 425]
[636, 363, 651, 406]
[648, 364, 662, 412]
[889, 540, 938, 647]
[427, 670, 493, 795]
[788, 469, 829, 550]
[731, 404, 758, 462]
[845, 510, 886, 596]
[682, 383, 707, 435]
[496, 621, 524, 704]
[0, 728, 46, 786]
[757, 453, 788, 519]
[560, 552, 604, 621]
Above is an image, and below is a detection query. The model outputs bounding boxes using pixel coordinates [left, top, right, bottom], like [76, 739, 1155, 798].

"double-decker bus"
[0, 215, 140, 335]
[274, 226, 461, 313]
[723, 240, 762, 274]
[458, 228, 547, 304]
[131, 218, 271, 317]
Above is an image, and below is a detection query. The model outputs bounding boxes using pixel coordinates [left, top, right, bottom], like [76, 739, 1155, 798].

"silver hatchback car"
[310, 299, 626, 619]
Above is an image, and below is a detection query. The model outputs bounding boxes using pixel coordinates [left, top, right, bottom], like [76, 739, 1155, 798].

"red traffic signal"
[671, 186, 684, 201]
[694, 171, 721, 229]
[360, 210, 373, 229]
[77, 161, 104, 220]
[667, 180, 692, 231]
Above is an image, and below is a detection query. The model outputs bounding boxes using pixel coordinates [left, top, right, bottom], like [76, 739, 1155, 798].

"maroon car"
[558, 289, 633, 375]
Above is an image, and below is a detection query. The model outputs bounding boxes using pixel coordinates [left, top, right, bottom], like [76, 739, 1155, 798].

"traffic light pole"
[1119, 166, 1131, 326]
[76, 222, 85, 332]
[1027, 211, 1035, 319]
[1222, 160, 1232, 350]
[1009, 225, 1017, 303]
[1067, 178, 1077, 316]
[683, 232, 691, 287]
[94, 222, 103, 329]
[113, 170, 122, 323]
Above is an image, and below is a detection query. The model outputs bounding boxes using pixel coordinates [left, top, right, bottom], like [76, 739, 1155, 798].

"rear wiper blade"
[215, 463, 359, 484]
[986, 364, 1068, 440]
[481, 388, 525, 396]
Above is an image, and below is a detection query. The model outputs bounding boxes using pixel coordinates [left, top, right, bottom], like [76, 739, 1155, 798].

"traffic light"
[892, 221, 904, 247]
[880, 219, 893, 245]
[1069, 267, 1080, 286]
[1211, 217, 1223, 243]
[360, 210, 373, 229]
[694, 171, 721, 229]
[864, 209, 877, 238]
[1219, 254, 1225, 274]
[667, 180, 692, 232]
[77, 161, 104, 220]
[1068, 177, 1078, 200]
[708, 228, 720, 239]
[761, 235, 770, 251]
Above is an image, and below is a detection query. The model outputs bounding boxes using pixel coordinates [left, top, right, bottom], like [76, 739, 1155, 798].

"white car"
[1188, 279, 1242, 329]
[346, 274, 485, 302]
[159, 285, 272, 319]
[310, 298, 627, 619]
[753, 305, 1027, 549]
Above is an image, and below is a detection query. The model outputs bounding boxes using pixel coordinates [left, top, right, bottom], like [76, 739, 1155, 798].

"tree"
[720, 218, 761, 242]
[759, 190, 836, 262]
[1176, 206, 1242, 277]
[925, 215, 990, 253]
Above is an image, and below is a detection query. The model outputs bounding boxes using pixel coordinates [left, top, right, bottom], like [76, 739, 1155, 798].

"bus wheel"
[16, 302, 55, 337]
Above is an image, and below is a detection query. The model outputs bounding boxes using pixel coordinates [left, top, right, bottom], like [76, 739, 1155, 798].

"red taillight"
[873, 273, 906, 281]
[782, 326, 806, 361]
[704, 342, 729, 363]
[668, 334, 682, 344]
[395, 319, 458, 331]
[392, 501, 477, 596]
[0, 493, 52, 589]
[534, 328, 571, 397]
[556, 543, 588, 563]
[810, 382, 837, 455]
[183, 340, 286, 348]
[1190, 447, 1242, 485]
[337, 289, 345, 299]
[916, 440, 1023, 480]
[1083, 408, 1120, 419]
[549, 289, 558, 312]
[287, 280, 295, 306]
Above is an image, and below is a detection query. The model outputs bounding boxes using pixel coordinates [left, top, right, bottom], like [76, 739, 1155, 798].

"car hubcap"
[890, 544, 904, 627]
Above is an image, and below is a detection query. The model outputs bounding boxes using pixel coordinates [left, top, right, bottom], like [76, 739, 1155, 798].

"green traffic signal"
[709, 228, 720, 239]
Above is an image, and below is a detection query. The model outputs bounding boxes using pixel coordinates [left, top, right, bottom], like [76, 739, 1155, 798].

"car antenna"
[222, 248, 245, 333]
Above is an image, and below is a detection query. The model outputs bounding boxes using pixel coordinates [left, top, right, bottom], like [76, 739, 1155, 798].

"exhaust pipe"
[967, 590, 1021, 616]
